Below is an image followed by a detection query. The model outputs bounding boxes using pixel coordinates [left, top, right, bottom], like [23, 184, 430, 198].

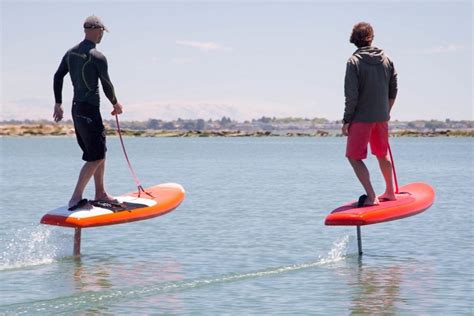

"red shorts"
[346, 122, 389, 160]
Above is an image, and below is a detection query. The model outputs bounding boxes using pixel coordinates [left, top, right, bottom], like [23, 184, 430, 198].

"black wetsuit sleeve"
[53, 54, 69, 104]
[96, 54, 118, 105]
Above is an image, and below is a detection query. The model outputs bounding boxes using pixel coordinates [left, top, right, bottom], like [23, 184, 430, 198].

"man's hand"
[111, 102, 123, 116]
[53, 103, 63, 122]
[389, 98, 396, 114]
[342, 123, 350, 136]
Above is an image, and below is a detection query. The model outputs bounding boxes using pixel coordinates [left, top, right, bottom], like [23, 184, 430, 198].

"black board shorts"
[72, 101, 106, 162]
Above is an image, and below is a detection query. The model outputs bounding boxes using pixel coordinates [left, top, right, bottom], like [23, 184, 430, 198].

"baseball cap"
[83, 15, 109, 32]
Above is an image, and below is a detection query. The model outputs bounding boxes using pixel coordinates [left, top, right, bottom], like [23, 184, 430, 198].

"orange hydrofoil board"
[41, 183, 185, 228]
[325, 182, 434, 226]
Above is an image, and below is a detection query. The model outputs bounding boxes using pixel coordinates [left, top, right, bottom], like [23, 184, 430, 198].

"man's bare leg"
[69, 159, 104, 208]
[348, 157, 379, 206]
[377, 154, 396, 201]
[93, 158, 116, 202]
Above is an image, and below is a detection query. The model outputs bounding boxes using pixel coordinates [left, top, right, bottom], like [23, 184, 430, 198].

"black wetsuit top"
[53, 39, 117, 106]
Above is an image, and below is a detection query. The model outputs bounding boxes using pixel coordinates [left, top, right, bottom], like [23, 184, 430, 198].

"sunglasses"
[84, 24, 105, 31]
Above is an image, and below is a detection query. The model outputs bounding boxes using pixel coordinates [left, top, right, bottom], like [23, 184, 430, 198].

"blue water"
[0, 136, 472, 314]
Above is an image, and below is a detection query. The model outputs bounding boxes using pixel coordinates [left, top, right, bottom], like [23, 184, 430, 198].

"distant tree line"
[104, 116, 237, 130]
[251, 116, 329, 124]
[403, 119, 474, 130]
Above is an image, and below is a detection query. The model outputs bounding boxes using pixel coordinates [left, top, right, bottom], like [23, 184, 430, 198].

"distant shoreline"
[1, 124, 473, 137]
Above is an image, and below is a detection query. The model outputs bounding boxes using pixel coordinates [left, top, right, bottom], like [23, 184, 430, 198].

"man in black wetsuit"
[53, 15, 123, 210]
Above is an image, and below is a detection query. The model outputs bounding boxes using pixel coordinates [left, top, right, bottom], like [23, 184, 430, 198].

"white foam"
[319, 235, 351, 264]
[0, 226, 71, 271]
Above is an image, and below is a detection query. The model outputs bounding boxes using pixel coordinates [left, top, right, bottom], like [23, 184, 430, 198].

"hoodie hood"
[353, 46, 386, 65]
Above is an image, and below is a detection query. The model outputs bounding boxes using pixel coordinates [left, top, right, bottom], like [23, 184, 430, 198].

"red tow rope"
[387, 142, 399, 194]
[115, 115, 153, 198]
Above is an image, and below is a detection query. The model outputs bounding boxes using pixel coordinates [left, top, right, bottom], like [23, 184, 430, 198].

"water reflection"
[71, 256, 184, 313]
[73, 258, 112, 291]
[348, 258, 403, 315]
[336, 255, 437, 315]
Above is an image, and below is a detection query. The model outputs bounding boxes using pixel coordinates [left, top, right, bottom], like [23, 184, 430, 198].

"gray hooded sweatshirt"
[343, 46, 398, 123]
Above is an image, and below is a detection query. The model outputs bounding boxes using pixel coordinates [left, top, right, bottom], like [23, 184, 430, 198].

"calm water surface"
[0, 136, 472, 314]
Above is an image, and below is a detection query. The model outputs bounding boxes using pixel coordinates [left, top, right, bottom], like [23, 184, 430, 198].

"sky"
[1, 0, 472, 122]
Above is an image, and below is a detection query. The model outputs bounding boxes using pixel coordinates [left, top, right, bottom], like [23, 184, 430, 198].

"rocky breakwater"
[0, 124, 75, 136]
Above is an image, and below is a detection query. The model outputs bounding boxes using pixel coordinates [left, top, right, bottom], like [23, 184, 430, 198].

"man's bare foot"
[68, 198, 92, 211]
[353, 195, 380, 207]
[94, 193, 118, 203]
[378, 192, 397, 201]
[364, 196, 380, 206]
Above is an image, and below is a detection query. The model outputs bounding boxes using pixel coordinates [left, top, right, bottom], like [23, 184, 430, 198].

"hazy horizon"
[1, 115, 472, 125]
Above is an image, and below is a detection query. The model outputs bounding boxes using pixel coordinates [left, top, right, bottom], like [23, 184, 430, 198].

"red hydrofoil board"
[325, 182, 434, 226]
[41, 183, 185, 228]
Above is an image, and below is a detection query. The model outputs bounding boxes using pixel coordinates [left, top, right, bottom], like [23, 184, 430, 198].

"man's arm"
[343, 60, 359, 124]
[95, 53, 118, 105]
[342, 59, 358, 136]
[95, 53, 123, 115]
[53, 54, 68, 122]
[388, 60, 398, 113]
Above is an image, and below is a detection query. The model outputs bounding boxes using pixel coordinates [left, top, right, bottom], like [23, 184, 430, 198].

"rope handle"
[387, 142, 399, 194]
[115, 115, 153, 198]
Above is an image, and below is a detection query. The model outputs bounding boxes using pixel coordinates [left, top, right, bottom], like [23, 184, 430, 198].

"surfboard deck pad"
[89, 200, 149, 213]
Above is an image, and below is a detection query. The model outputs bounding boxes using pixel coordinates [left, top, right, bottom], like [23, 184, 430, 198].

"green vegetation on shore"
[2, 117, 473, 132]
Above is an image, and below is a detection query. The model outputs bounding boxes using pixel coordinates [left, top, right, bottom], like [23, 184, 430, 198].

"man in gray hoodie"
[342, 22, 398, 207]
